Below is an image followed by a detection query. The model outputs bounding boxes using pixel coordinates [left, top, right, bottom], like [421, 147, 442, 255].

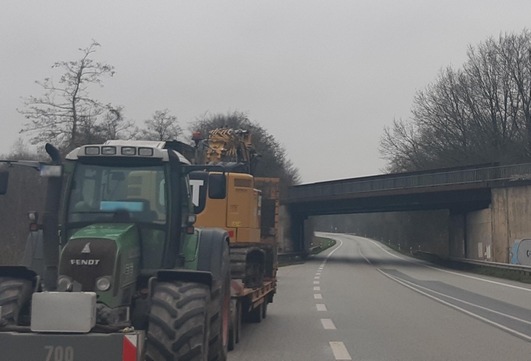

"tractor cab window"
[67, 163, 167, 224]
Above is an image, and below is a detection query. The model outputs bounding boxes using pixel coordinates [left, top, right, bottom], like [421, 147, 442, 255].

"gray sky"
[1, 1, 530, 183]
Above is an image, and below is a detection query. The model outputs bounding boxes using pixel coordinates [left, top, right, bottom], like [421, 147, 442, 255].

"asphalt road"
[229, 233, 531, 361]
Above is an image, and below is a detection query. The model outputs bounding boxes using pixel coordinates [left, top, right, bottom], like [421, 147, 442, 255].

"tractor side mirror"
[39, 164, 62, 177]
[0, 170, 8, 195]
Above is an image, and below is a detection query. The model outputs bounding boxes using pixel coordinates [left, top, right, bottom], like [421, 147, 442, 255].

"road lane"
[230, 233, 531, 361]
[229, 261, 338, 361]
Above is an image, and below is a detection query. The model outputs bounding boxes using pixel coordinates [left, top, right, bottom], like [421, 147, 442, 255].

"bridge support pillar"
[288, 211, 308, 256]
[449, 212, 466, 259]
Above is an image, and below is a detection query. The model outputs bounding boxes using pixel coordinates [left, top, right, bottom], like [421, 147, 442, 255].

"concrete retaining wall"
[491, 185, 531, 263]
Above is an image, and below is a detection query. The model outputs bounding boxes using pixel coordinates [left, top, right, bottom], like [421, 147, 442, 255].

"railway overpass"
[283, 163, 531, 263]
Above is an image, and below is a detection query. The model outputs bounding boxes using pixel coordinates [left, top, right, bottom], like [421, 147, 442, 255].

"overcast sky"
[1, 1, 531, 183]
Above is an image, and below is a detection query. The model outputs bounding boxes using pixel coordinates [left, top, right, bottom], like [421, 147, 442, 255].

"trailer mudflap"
[0, 330, 145, 361]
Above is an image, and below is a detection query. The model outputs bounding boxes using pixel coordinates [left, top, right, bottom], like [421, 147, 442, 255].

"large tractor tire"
[146, 281, 210, 361]
[207, 267, 230, 361]
[197, 229, 231, 361]
[0, 277, 32, 326]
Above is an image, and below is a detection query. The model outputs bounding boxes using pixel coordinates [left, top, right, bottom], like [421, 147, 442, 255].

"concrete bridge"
[282, 163, 531, 263]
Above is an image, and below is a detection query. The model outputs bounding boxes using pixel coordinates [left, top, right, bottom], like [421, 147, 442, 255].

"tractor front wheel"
[0, 277, 32, 326]
[146, 281, 210, 361]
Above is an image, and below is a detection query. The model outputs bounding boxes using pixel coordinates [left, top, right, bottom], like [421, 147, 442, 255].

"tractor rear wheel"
[196, 230, 231, 361]
[0, 277, 32, 326]
[207, 240, 230, 361]
[146, 281, 210, 361]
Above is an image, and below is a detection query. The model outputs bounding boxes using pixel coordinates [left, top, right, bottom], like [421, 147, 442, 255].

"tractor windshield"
[66, 163, 167, 224]
[64, 161, 172, 269]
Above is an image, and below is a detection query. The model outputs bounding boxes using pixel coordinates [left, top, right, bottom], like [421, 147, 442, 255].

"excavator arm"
[195, 128, 258, 175]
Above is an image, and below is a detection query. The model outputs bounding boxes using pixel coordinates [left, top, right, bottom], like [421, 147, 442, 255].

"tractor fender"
[196, 228, 230, 289]
[196, 228, 231, 361]
[0, 266, 38, 284]
[156, 269, 213, 289]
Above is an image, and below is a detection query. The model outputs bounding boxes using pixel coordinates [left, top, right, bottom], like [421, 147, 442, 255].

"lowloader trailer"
[186, 129, 281, 350]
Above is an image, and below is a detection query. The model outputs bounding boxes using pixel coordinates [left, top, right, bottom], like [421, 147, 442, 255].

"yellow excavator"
[189, 128, 279, 289]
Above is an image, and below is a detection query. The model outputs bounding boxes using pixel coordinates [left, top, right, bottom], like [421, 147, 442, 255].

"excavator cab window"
[208, 173, 226, 199]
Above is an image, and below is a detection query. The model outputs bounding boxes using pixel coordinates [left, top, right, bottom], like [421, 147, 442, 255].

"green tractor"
[0, 141, 231, 361]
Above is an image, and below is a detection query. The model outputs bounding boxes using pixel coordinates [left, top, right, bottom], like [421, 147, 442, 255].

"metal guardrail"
[277, 252, 305, 265]
[450, 257, 531, 274]
[286, 162, 531, 202]
[413, 251, 531, 283]
[447, 258, 531, 283]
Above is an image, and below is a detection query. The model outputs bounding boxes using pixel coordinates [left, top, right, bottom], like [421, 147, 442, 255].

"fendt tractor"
[0, 141, 231, 361]
[186, 128, 280, 349]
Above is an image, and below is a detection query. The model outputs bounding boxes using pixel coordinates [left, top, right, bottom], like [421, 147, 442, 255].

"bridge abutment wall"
[450, 185, 531, 263]
[491, 185, 531, 263]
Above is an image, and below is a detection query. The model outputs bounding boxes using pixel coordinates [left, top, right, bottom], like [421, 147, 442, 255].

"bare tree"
[97, 105, 134, 140]
[138, 109, 182, 141]
[381, 30, 531, 172]
[19, 41, 116, 151]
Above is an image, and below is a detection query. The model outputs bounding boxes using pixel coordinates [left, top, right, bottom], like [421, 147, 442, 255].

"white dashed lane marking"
[330, 342, 352, 360]
[316, 304, 327, 311]
[321, 318, 336, 330]
[312, 239, 353, 361]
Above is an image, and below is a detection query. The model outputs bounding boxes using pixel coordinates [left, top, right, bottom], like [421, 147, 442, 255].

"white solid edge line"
[366, 238, 531, 292]
[378, 269, 531, 342]
[381, 270, 531, 327]
[326, 239, 344, 259]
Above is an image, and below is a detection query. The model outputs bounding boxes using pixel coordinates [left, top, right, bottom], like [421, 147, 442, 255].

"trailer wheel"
[244, 252, 264, 289]
[146, 282, 210, 361]
[0, 277, 32, 325]
[247, 302, 263, 323]
[262, 298, 268, 319]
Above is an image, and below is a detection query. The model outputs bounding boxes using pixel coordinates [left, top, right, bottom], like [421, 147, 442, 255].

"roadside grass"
[310, 236, 336, 255]
[278, 236, 337, 266]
